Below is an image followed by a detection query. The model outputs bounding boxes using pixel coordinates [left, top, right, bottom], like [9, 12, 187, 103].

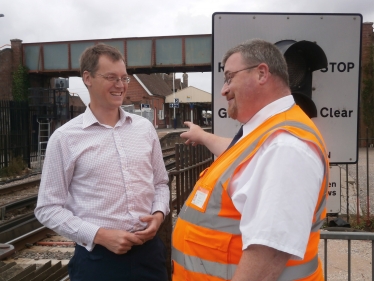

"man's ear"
[82, 71, 92, 87]
[257, 63, 270, 85]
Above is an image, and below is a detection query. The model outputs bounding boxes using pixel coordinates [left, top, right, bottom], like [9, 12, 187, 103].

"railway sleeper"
[0, 259, 68, 281]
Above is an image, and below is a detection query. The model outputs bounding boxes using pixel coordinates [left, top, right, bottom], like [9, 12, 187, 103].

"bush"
[0, 156, 28, 178]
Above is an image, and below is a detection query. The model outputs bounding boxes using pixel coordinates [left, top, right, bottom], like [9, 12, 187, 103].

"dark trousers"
[68, 235, 168, 281]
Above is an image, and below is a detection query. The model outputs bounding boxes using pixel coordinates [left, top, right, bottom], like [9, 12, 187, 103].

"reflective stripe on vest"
[173, 108, 329, 280]
[172, 246, 319, 281]
[172, 247, 237, 280]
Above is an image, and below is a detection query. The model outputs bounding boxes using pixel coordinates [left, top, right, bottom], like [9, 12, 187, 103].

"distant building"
[165, 86, 211, 128]
[124, 73, 188, 128]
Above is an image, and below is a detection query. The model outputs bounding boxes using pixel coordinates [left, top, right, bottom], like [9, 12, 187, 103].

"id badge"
[190, 186, 212, 211]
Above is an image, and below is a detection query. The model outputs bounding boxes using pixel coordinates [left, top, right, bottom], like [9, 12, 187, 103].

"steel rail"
[0, 195, 37, 220]
[0, 178, 41, 196]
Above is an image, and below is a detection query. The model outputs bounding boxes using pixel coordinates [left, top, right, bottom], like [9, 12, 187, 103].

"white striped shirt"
[35, 106, 170, 251]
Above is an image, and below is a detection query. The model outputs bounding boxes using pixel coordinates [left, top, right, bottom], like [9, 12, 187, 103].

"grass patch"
[0, 156, 29, 179]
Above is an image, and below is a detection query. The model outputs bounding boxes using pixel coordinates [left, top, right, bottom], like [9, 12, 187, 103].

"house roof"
[165, 86, 211, 103]
[134, 74, 172, 97]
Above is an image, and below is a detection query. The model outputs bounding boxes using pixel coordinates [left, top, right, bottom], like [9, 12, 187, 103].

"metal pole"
[367, 127, 370, 223]
[346, 164, 349, 222]
[348, 240, 351, 281]
[324, 239, 327, 281]
[372, 240, 374, 281]
[173, 73, 175, 120]
[357, 158, 360, 225]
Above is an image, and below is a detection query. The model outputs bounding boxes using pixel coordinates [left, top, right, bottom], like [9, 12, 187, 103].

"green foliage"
[0, 156, 28, 178]
[349, 214, 374, 231]
[12, 64, 30, 101]
[362, 45, 374, 138]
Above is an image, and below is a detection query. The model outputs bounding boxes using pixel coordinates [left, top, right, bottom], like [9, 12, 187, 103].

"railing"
[158, 143, 213, 281]
[0, 100, 86, 169]
[321, 231, 374, 281]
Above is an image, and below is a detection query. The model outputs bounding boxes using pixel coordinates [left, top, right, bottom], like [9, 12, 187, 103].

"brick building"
[360, 22, 374, 140]
[124, 73, 188, 128]
[0, 39, 22, 100]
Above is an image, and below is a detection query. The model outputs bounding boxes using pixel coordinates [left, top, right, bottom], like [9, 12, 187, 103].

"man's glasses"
[224, 65, 259, 85]
[97, 73, 131, 84]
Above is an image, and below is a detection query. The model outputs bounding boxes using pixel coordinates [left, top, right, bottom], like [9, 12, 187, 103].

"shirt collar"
[82, 105, 132, 129]
[242, 95, 295, 137]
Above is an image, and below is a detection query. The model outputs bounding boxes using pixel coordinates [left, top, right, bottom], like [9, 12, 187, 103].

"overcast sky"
[1, 0, 373, 105]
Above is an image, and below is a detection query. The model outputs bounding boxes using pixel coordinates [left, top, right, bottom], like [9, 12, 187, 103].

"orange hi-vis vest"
[172, 105, 329, 281]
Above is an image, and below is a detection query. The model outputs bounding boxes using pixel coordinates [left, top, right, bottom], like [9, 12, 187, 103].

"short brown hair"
[79, 43, 125, 76]
[222, 39, 289, 87]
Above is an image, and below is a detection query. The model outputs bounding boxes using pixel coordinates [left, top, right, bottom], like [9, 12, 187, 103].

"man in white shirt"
[172, 39, 328, 281]
[35, 43, 169, 281]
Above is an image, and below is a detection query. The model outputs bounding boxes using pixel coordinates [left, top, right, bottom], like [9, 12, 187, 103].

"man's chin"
[227, 109, 237, 120]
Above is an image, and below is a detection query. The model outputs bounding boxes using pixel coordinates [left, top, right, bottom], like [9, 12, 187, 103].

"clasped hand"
[94, 212, 164, 254]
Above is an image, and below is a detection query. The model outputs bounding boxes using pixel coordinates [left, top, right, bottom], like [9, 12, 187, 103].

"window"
[158, 109, 164, 120]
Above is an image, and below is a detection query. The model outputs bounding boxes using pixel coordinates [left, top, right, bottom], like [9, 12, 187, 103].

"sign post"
[141, 103, 150, 117]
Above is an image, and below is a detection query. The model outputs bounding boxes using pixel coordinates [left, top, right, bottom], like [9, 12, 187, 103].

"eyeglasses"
[96, 73, 131, 84]
[224, 65, 259, 85]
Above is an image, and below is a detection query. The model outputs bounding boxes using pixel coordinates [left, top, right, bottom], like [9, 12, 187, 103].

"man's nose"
[114, 79, 125, 88]
[221, 82, 229, 96]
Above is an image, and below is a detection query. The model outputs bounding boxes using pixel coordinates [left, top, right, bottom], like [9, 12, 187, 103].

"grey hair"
[222, 39, 289, 86]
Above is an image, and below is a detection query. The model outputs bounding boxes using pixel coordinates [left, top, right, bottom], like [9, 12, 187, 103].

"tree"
[12, 65, 30, 101]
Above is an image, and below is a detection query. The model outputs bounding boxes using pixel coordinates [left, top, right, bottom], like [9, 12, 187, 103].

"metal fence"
[0, 100, 30, 169]
[320, 231, 374, 281]
[158, 143, 213, 280]
[340, 132, 374, 225]
[0, 100, 86, 170]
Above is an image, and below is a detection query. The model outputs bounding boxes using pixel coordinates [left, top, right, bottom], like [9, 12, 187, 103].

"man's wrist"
[152, 211, 165, 221]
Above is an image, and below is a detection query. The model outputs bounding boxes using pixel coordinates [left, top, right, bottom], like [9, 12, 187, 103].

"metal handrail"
[320, 231, 374, 281]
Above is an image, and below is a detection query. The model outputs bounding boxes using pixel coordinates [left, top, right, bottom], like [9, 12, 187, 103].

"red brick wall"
[360, 22, 374, 141]
[11, 39, 22, 72]
[0, 39, 23, 101]
[124, 75, 166, 128]
[0, 48, 12, 100]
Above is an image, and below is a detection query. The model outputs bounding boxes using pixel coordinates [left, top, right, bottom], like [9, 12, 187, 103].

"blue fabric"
[68, 235, 168, 281]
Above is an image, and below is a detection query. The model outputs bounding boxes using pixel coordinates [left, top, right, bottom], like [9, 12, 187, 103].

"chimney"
[182, 73, 188, 88]
[10, 39, 22, 72]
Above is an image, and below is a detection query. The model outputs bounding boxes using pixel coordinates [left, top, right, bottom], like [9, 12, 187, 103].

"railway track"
[0, 146, 178, 280]
[0, 178, 41, 196]
[0, 146, 176, 222]
[1, 227, 72, 281]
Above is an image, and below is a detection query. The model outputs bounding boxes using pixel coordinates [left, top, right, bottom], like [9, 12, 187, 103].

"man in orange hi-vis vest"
[172, 39, 329, 281]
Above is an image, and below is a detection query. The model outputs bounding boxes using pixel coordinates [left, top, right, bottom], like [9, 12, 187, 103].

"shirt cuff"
[151, 202, 170, 217]
[76, 221, 101, 251]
